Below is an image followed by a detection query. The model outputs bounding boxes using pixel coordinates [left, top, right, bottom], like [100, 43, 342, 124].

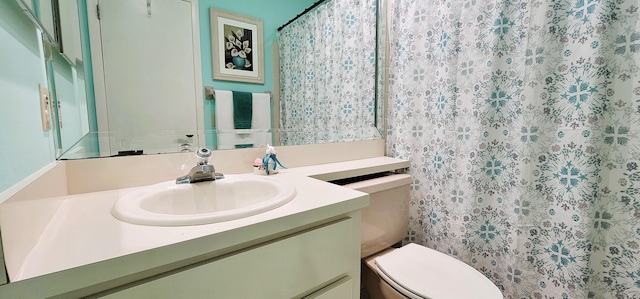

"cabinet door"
[97, 218, 356, 299]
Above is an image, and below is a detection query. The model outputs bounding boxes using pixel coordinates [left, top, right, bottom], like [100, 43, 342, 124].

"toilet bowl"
[343, 173, 503, 299]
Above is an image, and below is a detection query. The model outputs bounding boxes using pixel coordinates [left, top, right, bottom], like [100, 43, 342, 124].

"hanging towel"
[235, 144, 254, 149]
[215, 90, 235, 130]
[250, 93, 271, 130]
[215, 90, 273, 149]
[216, 91, 271, 131]
[233, 91, 253, 129]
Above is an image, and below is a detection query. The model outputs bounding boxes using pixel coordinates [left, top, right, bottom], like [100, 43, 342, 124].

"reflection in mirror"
[46, 49, 90, 157]
[14, 0, 58, 45]
[277, 0, 380, 145]
[57, 0, 83, 66]
[90, 0, 204, 157]
[375, 0, 386, 134]
[17, 0, 34, 10]
[35, 0, 92, 159]
[53, 0, 385, 160]
[37, 0, 57, 43]
[9, 0, 94, 159]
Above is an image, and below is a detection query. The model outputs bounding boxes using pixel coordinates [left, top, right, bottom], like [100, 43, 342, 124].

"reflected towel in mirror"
[215, 90, 272, 150]
[232, 91, 253, 129]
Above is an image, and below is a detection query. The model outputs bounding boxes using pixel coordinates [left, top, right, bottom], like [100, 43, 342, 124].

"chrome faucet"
[176, 148, 224, 184]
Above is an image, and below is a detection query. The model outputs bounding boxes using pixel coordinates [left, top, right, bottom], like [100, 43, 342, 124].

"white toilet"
[343, 174, 503, 299]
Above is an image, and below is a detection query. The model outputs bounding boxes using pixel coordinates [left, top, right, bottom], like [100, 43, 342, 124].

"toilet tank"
[342, 173, 412, 258]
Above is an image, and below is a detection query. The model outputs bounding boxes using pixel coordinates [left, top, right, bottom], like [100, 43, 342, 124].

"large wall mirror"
[41, 0, 385, 160]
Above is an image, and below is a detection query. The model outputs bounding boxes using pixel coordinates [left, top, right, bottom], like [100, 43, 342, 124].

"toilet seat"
[374, 243, 503, 299]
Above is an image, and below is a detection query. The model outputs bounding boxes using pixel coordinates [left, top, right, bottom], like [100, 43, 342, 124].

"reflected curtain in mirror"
[277, 0, 378, 146]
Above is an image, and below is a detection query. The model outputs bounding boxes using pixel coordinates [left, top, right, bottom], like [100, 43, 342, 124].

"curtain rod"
[277, 0, 328, 32]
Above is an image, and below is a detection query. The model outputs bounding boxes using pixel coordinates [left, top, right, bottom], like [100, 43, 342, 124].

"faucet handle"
[196, 147, 212, 165]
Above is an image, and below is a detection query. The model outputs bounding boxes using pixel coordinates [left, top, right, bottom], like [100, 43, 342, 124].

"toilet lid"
[375, 243, 503, 299]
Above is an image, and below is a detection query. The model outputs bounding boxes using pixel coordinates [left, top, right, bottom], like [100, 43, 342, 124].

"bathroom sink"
[112, 174, 296, 226]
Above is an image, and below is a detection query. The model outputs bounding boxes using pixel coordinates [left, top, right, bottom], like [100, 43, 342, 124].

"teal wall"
[198, 0, 317, 148]
[0, 0, 56, 194]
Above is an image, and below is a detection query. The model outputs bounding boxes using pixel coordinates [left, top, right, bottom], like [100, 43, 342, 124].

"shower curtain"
[277, 0, 378, 145]
[386, 0, 640, 297]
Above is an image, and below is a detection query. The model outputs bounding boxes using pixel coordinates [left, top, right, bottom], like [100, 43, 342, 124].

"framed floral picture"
[210, 8, 264, 84]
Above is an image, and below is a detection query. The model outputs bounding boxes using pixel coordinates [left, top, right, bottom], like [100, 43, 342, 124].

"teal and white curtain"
[387, 0, 640, 297]
[277, 0, 378, 145]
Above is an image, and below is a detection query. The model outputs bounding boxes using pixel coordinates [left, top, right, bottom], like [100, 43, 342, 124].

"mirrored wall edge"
[14, 0, 59, 47]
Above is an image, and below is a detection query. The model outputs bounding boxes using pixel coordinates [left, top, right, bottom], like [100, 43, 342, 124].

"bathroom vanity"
[0, 152, 409, 298]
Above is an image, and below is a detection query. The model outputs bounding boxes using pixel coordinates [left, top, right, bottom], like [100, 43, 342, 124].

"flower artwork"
[224, 26, 253, 71]
[210, 8, 264, 84]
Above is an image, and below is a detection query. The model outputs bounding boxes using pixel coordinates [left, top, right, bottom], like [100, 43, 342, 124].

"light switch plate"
[39, 84, 51, 131]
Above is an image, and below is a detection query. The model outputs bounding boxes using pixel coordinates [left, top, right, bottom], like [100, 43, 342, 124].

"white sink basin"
[112, 174, 296, 226]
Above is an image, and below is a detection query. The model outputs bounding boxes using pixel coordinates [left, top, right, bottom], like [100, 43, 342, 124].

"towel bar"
[205, 87, 272, 100]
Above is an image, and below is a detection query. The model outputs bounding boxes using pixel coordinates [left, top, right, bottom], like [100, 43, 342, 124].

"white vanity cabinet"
[92, 218, 358, 299]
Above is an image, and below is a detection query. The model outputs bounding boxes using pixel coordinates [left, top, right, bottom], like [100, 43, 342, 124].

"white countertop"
[5, 173, 362, 280]
[0, 157, 409, 297]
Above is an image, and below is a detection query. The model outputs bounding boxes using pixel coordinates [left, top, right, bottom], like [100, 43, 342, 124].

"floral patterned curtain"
[277, 0, 378, 145]
[387, 0, 640, 297]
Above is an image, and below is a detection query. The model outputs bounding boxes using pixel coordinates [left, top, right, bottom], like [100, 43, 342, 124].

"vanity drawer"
[95, 218, 356, 298]
[304, 276, 353, 299]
